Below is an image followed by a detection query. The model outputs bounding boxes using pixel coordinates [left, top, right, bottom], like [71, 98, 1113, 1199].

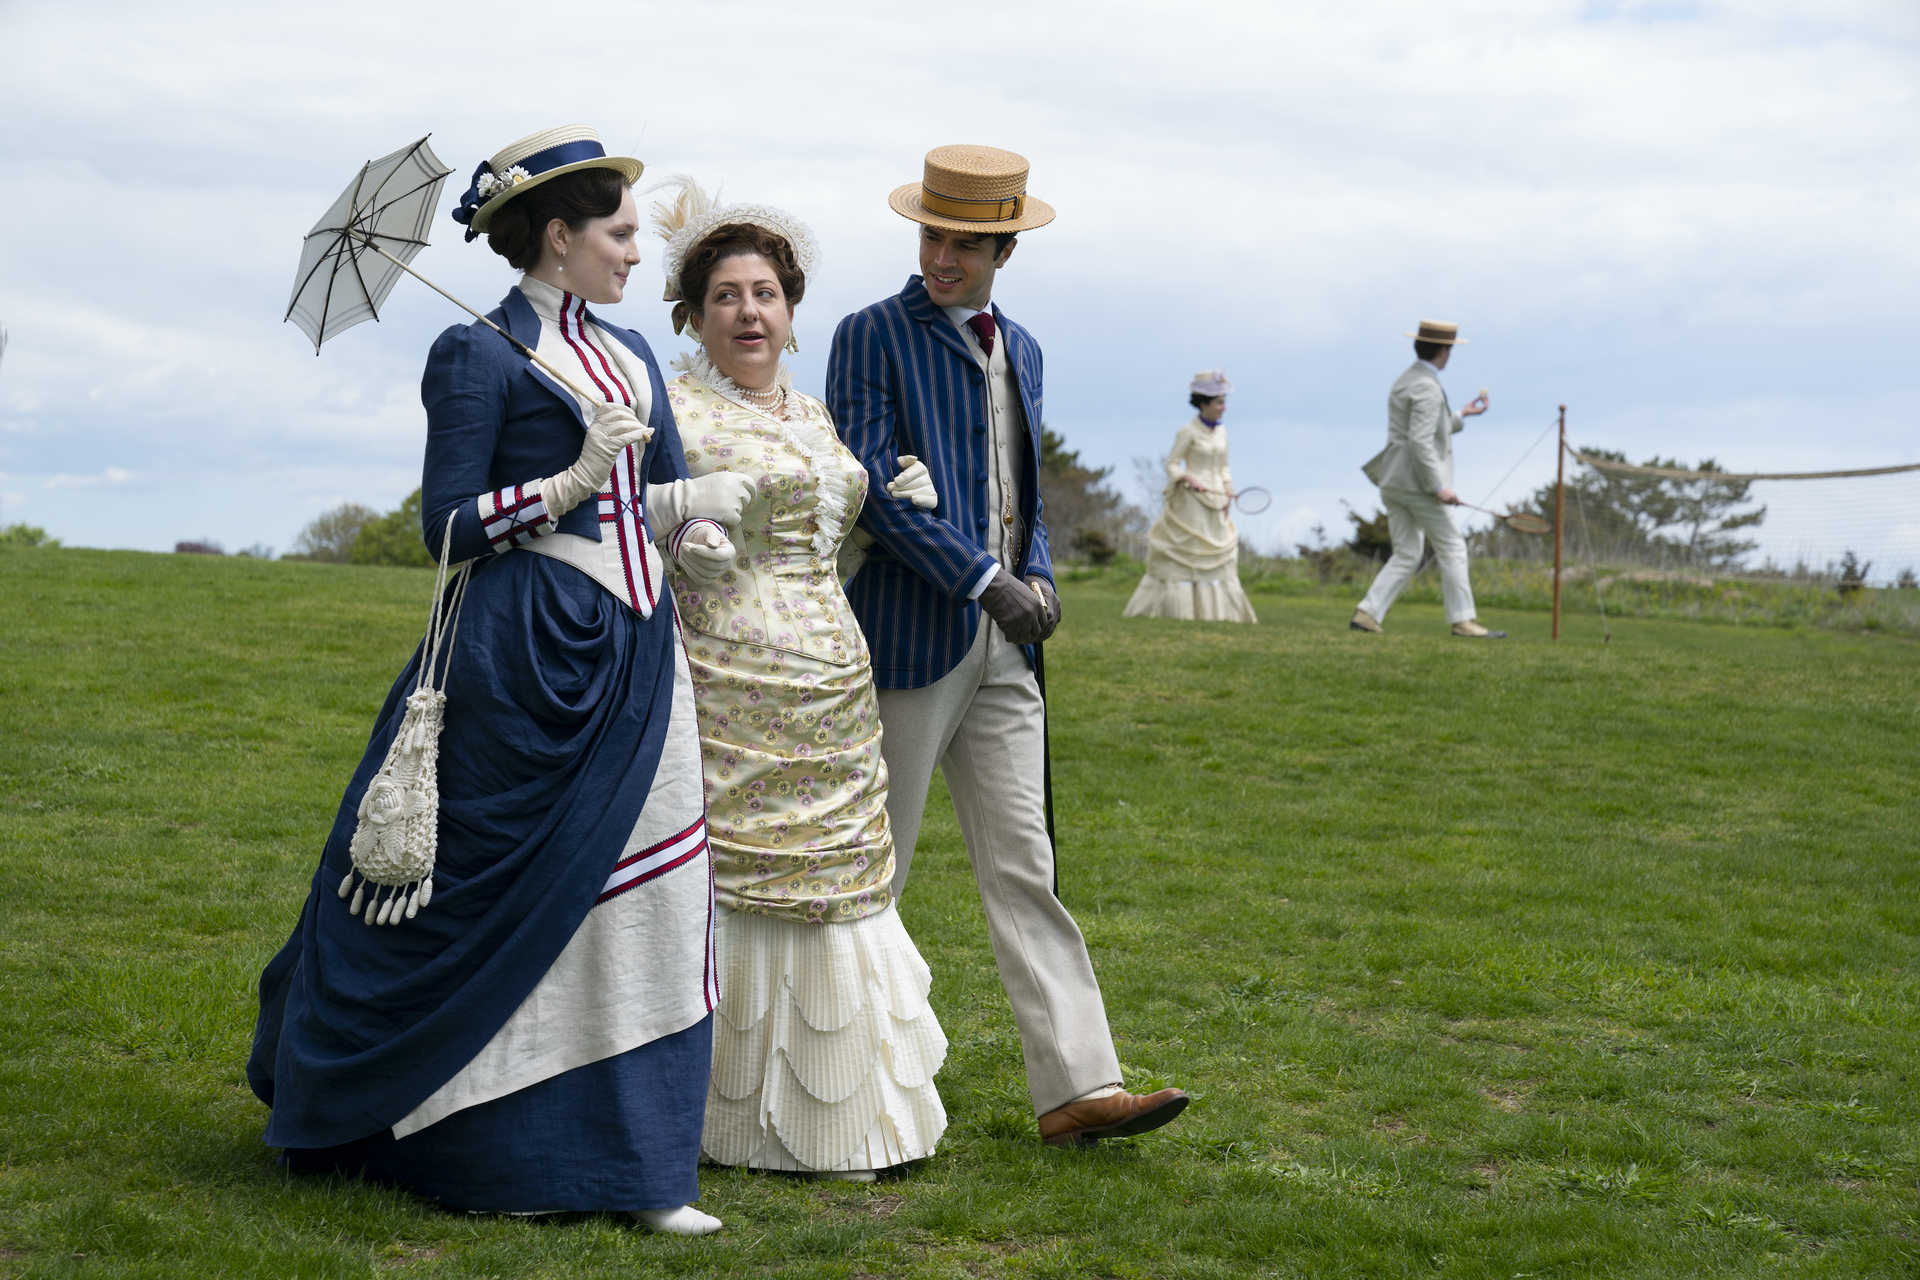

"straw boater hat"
[1190, 369, 1233, 397]
[451, 124, 644, 243]
[889, 145, 1055, 235]
[1405, 319, 1468, 345]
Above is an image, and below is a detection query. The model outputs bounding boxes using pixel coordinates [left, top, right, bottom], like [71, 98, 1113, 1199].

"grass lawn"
[1, 546, 1916, 1279]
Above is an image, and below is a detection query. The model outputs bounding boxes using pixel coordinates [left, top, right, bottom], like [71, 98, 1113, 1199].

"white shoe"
[631, 1205, 723, 1236]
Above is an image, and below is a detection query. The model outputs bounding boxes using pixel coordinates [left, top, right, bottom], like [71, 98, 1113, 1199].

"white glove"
[674, 519, 736, 585]
[647, 472, 758, 530]
[540, 401, 654, 518]
[886, 455, 937, 510]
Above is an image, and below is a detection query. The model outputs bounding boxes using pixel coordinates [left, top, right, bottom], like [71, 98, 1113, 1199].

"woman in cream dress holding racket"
[1124, 370, 1259, 623]
[649, 179, 948, 1180]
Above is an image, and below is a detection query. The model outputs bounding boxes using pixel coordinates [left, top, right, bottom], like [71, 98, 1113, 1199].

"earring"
[556, 254, 564, 273]
[784, 333, 799, 354]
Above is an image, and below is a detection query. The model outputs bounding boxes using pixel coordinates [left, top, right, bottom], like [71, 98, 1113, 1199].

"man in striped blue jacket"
[827, 145, 1188, 1149]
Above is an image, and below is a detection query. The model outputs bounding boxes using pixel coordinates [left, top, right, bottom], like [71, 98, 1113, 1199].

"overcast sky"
[2, 0, 1916, 565]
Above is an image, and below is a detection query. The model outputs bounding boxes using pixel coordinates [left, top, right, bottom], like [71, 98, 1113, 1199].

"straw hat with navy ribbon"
[889, 144, 1055, 235]
[451, 124, 645, 243]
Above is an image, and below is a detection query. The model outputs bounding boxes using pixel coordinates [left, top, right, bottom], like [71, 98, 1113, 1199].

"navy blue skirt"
[256, 552, 711, 1211]
[284, 1014, 712, 1213]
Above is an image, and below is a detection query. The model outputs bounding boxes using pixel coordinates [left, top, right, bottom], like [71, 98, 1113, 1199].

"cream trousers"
[1357, 485, 1478, 625]
[875, 620, 1123, 1115]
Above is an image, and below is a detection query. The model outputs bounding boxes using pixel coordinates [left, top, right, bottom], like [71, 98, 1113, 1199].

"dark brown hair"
[1190, 392, 1224, 411]
[484, 168, 628, 271]
[674, 223, 807, 335]
[1414, 339, 1448, 362]
[920, 226, 1017, 259]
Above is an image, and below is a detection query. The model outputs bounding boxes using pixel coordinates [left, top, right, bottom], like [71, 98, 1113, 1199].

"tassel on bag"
[336, 519, 471, 926]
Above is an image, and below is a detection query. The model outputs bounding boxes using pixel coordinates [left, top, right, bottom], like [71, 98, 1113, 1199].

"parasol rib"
[353, 233, 604, 403]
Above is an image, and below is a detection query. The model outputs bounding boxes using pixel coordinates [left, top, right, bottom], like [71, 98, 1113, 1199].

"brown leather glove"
[978, 566, 1047, 644]
[1026, 575, 1061, 641]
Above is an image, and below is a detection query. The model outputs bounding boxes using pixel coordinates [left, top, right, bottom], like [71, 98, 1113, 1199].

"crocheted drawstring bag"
[337, 520, 471, 926]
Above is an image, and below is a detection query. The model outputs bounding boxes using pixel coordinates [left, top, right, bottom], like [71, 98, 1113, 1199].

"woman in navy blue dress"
[249, 125, 756, 1235]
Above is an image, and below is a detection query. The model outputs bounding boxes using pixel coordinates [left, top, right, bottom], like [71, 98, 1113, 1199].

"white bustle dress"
[1124, 416, 1259, 623]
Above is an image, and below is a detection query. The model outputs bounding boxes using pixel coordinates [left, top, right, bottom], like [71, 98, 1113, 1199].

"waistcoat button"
[975, 516, 988, 529]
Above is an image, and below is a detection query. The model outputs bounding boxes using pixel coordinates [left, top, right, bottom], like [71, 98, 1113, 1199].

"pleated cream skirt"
[1122, 574, 1259, 623]
[703, 906, 948, 1172]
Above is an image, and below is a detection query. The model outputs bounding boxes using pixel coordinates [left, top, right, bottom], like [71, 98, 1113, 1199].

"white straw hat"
[451, 124, 643, 242]
[1190, 369, 1232, 397]
[1405, 319, 1468, 345]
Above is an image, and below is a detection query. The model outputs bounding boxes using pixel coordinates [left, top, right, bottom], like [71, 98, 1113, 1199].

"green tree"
[286, 503, 378, 563]
[1038, 426, 1146, 563]
[1342, 503, 1393, 562]
[0, 522, 59, 547]
[349, 490, 434, 567]
[1471, 447, 1764, 570]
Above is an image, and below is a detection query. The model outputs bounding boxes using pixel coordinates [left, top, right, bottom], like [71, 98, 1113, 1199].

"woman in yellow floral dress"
[650, 180, 947, 1179]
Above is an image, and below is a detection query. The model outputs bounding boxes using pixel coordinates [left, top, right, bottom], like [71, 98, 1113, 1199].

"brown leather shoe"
[1038, 1088, 1190, 1147]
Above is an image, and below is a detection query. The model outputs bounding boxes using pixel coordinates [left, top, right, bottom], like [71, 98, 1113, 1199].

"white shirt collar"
[1416, 357, 1443, 378]
[942, 302, 989, 327]
[517, 274, 572, 325]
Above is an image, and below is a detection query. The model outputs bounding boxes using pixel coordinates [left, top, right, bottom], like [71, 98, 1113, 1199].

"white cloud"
[0, 0, 1915, 556]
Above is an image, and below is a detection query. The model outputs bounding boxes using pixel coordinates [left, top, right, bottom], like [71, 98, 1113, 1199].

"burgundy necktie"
[966, 312, 996, 357]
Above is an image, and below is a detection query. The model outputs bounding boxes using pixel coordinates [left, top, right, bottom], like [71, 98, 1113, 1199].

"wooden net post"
[1552, 404, 1566, 641]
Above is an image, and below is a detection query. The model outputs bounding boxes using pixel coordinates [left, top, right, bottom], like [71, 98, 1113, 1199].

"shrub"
[1074, 528, 1117, 566]
[174, 540, 224, 555]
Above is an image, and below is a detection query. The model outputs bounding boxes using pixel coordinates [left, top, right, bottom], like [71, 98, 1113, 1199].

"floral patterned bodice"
[666, 374, 870, 668]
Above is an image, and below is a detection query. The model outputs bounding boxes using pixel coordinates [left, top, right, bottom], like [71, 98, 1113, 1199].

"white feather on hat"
[647, 176, 820, 307]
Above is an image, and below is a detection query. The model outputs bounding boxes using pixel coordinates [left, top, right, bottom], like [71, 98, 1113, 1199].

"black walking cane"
[1033, 641, 1059, 899]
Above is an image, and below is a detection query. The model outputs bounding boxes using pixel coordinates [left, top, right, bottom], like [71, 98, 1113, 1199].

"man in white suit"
[1352, 320, 1504, 638]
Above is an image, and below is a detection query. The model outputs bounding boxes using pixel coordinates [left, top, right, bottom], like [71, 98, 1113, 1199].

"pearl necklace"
[736, 382, 787, 416]
[675, 349, 796, 420]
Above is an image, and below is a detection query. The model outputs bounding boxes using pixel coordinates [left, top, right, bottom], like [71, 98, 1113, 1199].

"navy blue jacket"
[826, 276, 1053, 689]
[421, 287, 686, 562]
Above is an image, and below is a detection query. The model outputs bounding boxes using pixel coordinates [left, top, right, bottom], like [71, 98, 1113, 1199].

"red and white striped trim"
[597, 816, 708, 905]
[598, 444, 656, 615]
[558, 292, 632, 408]
[479, 483, 553, 553]
[552, 291, 657, 617]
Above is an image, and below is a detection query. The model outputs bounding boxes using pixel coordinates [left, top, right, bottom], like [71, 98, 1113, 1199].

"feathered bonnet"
[648, 176, 821, 335]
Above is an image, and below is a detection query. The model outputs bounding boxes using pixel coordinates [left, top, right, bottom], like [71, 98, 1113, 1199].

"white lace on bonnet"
[648, 175, 821, 306]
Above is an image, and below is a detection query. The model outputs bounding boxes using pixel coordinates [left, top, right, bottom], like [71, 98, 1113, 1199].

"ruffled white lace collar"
[670, 348, 797, 421]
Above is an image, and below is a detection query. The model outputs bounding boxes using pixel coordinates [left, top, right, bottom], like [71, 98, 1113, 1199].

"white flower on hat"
[475, 164, 534, 202]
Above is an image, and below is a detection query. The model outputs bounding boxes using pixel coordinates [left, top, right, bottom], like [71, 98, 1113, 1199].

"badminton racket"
[1455, 500, 1552, 534]
[1194, 485, 1272, 514]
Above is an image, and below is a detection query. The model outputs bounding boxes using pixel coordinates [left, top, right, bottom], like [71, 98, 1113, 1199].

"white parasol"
[285, 136, 596, 398]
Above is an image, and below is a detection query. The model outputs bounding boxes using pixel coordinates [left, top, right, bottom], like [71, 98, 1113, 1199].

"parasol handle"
[355, 236, 606, 405]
